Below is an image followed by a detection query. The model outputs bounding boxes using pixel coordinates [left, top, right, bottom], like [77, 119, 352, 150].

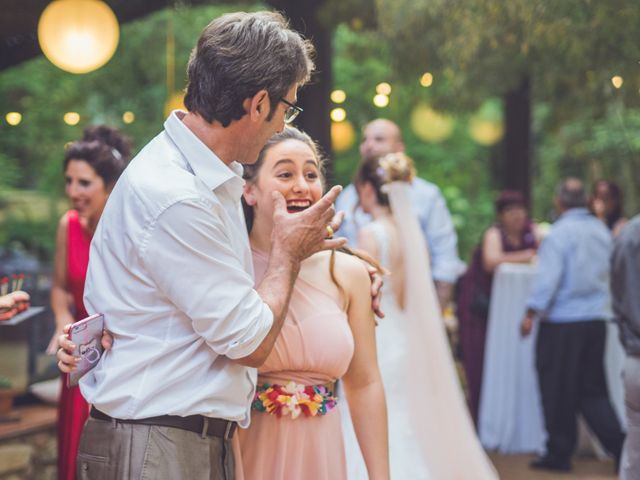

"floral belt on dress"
[251, 381, 337, 419]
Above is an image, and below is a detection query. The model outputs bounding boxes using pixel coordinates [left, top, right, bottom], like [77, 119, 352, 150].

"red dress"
[57, 210, 91, 480]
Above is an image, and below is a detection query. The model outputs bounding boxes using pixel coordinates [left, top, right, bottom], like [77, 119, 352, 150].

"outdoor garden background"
[2, 0, 640, 264]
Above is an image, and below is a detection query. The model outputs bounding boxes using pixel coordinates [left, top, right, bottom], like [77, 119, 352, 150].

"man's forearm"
[247, 250, 300, 366]
[434, 280, 453, 311]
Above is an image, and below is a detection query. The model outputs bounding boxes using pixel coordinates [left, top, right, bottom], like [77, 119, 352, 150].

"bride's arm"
[339, 256, 389, 480]
[356, 226, 379, 259]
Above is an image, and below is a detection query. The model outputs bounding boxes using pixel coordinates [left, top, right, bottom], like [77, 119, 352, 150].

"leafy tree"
[375, 0, 640, 205]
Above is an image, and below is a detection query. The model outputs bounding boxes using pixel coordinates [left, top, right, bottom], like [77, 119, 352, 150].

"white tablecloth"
[478, 263, 626, 454]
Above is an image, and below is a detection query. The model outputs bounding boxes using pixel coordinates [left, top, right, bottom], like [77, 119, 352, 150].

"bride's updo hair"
[354, 152, 416, 206]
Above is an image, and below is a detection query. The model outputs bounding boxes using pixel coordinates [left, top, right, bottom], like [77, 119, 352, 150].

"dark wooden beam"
[503, 76, 532, 205]
[266, 0, 334, 183]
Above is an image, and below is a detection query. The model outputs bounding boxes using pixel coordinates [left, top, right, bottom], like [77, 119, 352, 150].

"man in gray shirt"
[611, 214, 640, 480]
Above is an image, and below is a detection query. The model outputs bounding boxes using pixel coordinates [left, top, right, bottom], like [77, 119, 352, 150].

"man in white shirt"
[59, 12, 346, 479]
[336, 118, 463, 309]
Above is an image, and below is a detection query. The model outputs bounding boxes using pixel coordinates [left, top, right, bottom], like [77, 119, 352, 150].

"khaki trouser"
[621, 355, 640, 480]
[77, 416, 235, 480]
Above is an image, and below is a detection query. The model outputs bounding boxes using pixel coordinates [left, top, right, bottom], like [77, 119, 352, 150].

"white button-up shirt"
[80, 111, 273, 427]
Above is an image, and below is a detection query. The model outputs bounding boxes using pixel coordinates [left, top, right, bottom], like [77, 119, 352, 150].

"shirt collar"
[164, 110, 244, 194]
[559, 207, 590, 219]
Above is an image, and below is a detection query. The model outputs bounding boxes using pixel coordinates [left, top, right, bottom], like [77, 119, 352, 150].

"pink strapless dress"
[237, 250, 354, 480]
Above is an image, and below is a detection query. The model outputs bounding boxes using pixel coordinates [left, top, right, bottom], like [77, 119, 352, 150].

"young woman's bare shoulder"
[58, 211, 71, 228]
[333, 251, 371, 284]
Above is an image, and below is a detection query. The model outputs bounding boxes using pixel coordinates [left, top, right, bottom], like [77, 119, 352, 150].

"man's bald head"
[359, 118, 405, 162]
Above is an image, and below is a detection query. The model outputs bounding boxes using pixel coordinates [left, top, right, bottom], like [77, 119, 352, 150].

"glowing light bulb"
[5, 112, 22, 126]
[64, 112, 80, 125]
[611, 76, 624, 89]
[122, 111, 135, 124]
[373, 94, 389, 108]
[420, 72, 434, 87]
[330, 90, 346, 104]
[330, 108, 347, 122]
[376, 82, 392, 95]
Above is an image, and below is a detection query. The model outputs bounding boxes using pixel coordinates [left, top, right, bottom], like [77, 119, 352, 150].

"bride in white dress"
[340, 153, 498, 479]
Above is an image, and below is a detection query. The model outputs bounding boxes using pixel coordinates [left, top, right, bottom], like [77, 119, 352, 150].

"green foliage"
[0, 4, 260, 260]
[0, 190, 63, 260]
[0, 376, 11, 389]
[0, 152, 19, 189]
[535, 102, 640, 219]
[375, 0, 640, 111]
[374, 0, 640, 223]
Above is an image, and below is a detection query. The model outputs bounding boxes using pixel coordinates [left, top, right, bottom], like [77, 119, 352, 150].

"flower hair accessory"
[252, 381, 337, 419]
[376, 152, 416, 184]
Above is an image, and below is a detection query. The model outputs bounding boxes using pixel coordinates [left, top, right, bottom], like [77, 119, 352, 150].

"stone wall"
[0, 426, 56, 480]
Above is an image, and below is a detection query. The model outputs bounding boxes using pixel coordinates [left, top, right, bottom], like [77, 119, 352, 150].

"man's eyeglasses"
[280, 98, 303, 124]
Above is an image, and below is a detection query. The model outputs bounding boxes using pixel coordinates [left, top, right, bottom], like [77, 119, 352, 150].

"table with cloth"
[478, 262, 626, 454]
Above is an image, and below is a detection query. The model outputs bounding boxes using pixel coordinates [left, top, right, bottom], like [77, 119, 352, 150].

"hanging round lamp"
[410, 104, 454, 143]
[37, 0, 120, 74]
[331, 120, 356, 152]
[468, 100, 504, 146]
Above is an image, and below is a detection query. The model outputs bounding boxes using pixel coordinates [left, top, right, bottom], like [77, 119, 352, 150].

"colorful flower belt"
[252, 381, 337, 419]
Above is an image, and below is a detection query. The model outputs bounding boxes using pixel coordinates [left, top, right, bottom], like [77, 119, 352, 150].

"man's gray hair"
[556, 177, 587, 209]
[184, 11, 315, 127]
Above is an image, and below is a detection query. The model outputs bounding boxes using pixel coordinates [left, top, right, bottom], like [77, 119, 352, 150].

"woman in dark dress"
[589, 179, 627, 237]
[456, 191, 539, 425]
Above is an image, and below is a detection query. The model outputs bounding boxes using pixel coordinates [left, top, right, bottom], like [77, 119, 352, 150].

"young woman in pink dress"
[237, 127, 389, 480]
[48, 126, 130, 480]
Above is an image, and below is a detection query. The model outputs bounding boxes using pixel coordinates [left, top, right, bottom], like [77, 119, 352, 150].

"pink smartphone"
[67, 313, 104, 387]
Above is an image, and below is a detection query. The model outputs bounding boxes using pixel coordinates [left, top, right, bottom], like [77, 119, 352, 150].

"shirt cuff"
[432, 259, 466, 283]
[224, 305, 274, 360]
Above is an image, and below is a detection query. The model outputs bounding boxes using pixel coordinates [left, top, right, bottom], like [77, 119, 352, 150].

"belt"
[90, 407, 237, 440]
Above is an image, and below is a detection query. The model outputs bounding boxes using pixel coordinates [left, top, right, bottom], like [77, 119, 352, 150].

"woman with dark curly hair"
[590, 179, 627, 237]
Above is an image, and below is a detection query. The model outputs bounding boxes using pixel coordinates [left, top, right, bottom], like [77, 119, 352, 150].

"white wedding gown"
[340, 182, 498, 480]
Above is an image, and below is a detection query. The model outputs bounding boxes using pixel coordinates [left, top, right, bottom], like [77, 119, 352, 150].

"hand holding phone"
[68, 313, 105, 387]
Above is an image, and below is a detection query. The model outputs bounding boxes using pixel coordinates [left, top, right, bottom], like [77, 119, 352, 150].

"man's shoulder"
[623, 215, 640, 234]
[552, 211, 610, 243]
[411, 176, 443, 200]
[616, 215, 640, 248]
[113, 134, 215, 218]
[336, 183, 357, 209]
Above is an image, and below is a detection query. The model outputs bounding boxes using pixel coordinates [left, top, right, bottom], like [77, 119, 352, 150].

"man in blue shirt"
[521, 178, 625, 472]
[336, 119, 463, 309]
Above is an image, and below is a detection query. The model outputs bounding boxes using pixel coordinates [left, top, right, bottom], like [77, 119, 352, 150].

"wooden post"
[503, 76, 532, 206]
[266, 0, 334, 183]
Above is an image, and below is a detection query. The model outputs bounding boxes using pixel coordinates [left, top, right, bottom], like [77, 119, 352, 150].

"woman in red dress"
[47, 126, 130, 480]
